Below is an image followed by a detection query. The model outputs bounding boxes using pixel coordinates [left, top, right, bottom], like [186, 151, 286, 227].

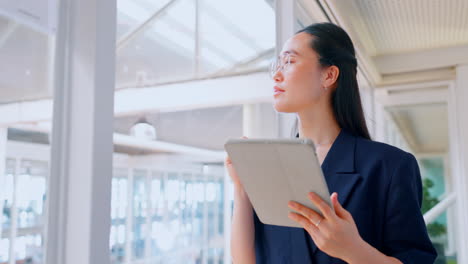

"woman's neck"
[297, 103, 341, 146]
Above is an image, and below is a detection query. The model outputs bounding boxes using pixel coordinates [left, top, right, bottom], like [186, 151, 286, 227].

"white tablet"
[224, 138, 332, 228]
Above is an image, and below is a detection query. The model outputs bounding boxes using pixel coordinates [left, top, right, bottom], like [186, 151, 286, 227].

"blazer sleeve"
[383, 152, 437, 264]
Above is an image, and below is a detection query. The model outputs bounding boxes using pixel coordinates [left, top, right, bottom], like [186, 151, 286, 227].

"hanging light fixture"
[129, 117, 157, 140]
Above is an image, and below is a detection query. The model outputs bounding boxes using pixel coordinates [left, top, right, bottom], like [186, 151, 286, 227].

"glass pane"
[0, 4, 57, 262]
[0, 19, 50, 103]
[116, 0, 195, 88]
[117, 0, 172, 40]
[14, 234, 43, 263]
[150, 172, 163, 258]
[198, 0, 275, 76]
[2, 159, 15, 231]
[420, 157, 447, 208]
[112, 0, 271, 262]
[428, 206, 458, 264]
[115, 0, 274, 88]
[132, 171, 147, 260]
[0, 238, 9, 262]
[17, 160, 48, 229]
[110, 175, 127, 264]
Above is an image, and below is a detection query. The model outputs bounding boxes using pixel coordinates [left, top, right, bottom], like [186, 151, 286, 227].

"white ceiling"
[387, 103, 449, 154]
[321, 0, 463, 155]
[350, 0, 468, 56]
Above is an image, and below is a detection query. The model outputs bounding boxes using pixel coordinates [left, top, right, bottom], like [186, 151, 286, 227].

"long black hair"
[293, 22, 371, 140]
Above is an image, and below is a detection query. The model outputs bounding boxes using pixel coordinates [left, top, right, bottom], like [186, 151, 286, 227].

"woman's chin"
[273, 101, 296, 113]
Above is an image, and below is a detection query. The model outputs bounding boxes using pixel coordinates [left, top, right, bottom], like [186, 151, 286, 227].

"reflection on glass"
[115, 0, 274, 88]
[0, 238, 9, 262]
[198, 0, 275, 75]
[110, 175, 127, 264]
[14, 234, 43, 263]
[16, 174, 46, 229]
[2, 174, 14, 231]
[116, 0, 196, 88]
[132, 172, 147, 260]
[419, 158, 457, 263]
[2, 159, 15, 231]
[110, 164, 226, 263]
[117, 0, 172, 39]
[16, 160, 48, 231]
[428, 209, 458, 264]
[2, 159, 48, 264]
[150, 173, 163, 257]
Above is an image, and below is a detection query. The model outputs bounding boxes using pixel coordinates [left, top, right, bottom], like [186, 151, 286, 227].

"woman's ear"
[321, 65, 340, 91]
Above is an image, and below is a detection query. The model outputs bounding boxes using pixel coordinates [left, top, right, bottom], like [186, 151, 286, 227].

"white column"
[275, 0, 297, 138]
[45, 0, 116, 263]
[443, 154, 456, 255]
[0, 128, 7, 238]
[452, 65, 468, 263]
[243, 103, 278, 138]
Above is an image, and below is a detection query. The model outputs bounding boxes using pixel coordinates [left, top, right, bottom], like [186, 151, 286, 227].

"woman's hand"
[225, 136, 248, 189]
[288, 192, 364, 262]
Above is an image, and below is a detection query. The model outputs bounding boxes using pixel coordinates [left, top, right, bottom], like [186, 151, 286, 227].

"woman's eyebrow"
[281, 50, 300, 56]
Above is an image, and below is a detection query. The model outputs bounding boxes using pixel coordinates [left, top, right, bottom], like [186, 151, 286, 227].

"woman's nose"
[273, 70, 283, 82]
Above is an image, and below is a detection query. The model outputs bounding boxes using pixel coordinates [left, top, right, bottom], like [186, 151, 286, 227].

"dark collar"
[321, 129, 356, 174]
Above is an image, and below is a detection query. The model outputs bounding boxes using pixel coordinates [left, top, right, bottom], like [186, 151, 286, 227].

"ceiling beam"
[201, 3, 264, 53]
[208, 48, 274, 76]
[374, 84, 449, 107]
[377, 79, 453, 92]
[374, 45, 468, 75]
[11, 123, 225, 161]
[380, 67, 456, 86]
[0, 72, 272, 126]
[116, 0, 180, 52]
[0, 20, 18, 48]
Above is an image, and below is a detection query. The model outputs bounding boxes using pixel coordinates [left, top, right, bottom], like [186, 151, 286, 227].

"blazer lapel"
[327, 172, 362, 207]
[308, 129, 363, 256]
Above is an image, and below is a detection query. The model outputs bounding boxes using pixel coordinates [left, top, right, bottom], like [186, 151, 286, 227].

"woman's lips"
[274, 86, 285, 96]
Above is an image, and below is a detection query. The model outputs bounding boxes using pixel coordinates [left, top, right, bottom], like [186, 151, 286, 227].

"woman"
[226, 23, 437, 264]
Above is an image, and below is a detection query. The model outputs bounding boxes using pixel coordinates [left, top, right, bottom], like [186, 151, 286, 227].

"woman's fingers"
[288, 212, 319, 233]
[288, 201, 322, 224]
[225, 136, 248, 187]
[288, 212, 325, 242]
[308, 192, 336, 221]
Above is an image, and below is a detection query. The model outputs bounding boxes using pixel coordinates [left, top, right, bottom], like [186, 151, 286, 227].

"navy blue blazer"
[254, 129, 437, 264]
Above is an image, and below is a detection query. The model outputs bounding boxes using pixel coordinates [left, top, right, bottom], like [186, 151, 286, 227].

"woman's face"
[272, 32, 329, 113]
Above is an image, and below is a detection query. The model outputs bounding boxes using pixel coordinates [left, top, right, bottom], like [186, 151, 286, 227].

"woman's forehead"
[281, 32, 316, 57]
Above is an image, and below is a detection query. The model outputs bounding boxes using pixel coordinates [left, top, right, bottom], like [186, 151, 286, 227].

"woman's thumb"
[332, 193, 348, 218]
